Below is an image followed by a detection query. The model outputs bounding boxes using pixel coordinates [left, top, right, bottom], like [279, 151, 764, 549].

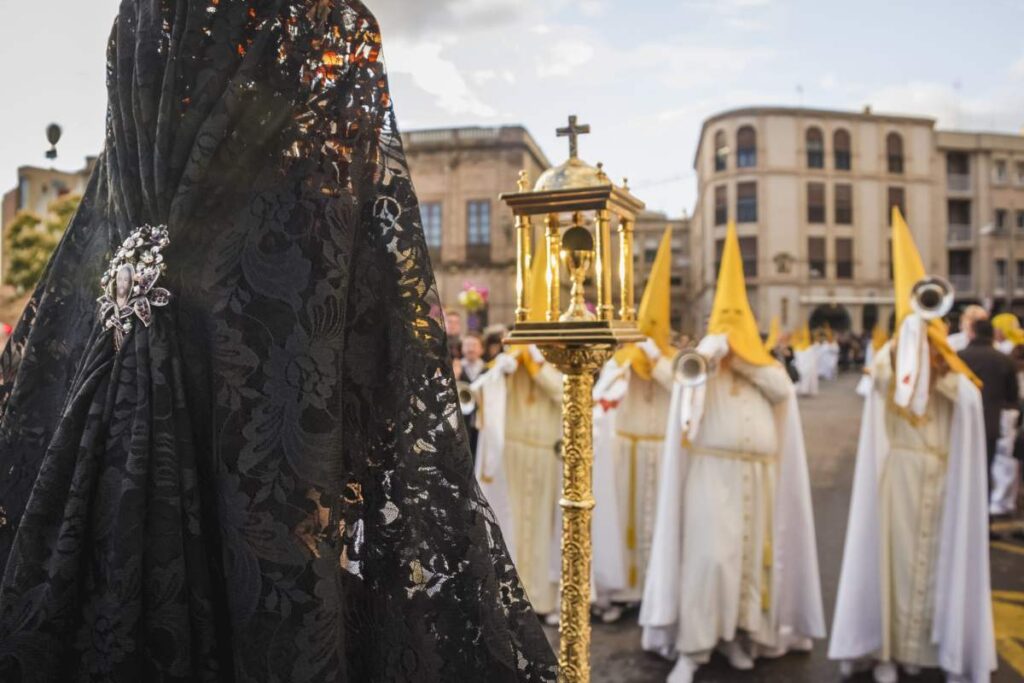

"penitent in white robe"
[794, 347, 819, 397]
[593, 356, 674, 603]
[641, 356, 826, 659]
[830, 342, 996, 682]
[474, 361, 563, 615]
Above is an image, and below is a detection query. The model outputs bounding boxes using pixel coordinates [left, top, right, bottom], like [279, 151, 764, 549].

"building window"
[834, 129, 851, 170]
[466, 200, 491, 262]
[886, 132, 904, 174]
[739, 236, 758, 277]
[1017, 210, 1024, 232]
[1017, 261, 1024, 291]
[806, 127, 824, 169]
[996, 259, 1007, 291]
[1017, 161, 1024, 185]
[946, 151, 969, 189]
[835, 184, 853, 224]
[948, 199, 972, 243]
[714, 130, 728, 171]
[421, 202, 442, 250]
[995, 209, 1007, 231]
[948, 250, 972, 292]
[807, 182, 826, 223]
[836, 238, 854, 279]
[737, 126, 757, 168]
[887, 186, 906, 224]
[994, 159, 1008, 184]
[715, 238, 724, 275]
[737, 182, 757, 223]
[808, 237, 826, 279]
[714, 185, 728, 225]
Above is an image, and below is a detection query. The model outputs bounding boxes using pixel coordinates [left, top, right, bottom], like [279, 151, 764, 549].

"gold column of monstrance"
[502, 116, 644, 683]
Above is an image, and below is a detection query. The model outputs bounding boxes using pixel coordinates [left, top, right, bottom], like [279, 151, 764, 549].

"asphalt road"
[543, 372, 1024, 682]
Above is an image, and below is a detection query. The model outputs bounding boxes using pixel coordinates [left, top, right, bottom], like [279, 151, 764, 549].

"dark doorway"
[809, 304, 852, 332]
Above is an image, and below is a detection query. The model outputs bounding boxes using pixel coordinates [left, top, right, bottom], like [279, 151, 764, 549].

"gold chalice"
[559, 225, 597, 322]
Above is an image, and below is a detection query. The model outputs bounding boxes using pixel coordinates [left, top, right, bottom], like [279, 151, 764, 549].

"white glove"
[495, 353, 519, 375]
[638, 337, 663, 362]
[696, 334, 730, 363]
[528, 344, 546, 366]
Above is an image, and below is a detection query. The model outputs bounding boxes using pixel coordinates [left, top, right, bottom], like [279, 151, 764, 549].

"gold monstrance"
[501, 116, 644, 683]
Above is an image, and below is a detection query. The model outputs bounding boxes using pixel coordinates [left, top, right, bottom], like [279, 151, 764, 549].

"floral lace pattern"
[0, 1, 556, 681]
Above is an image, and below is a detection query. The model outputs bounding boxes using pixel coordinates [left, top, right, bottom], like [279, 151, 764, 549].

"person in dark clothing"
[959, 319, 1020, 478]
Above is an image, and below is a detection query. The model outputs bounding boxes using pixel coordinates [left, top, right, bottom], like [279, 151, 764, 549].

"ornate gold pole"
[617, 217, 636, 321]
[514, 172, 533, 323]
[542, 346, 613, 683]
[545, 213, 562, 321]
[595, 209, 614, 321]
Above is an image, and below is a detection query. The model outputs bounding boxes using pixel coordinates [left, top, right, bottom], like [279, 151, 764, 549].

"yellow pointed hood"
[763, 317, 780, 353]
[511, 244, 549, 377]
[993, 313, 1024, 347]
[707, 223, 776, 366]
[615, 227, 675, 379]
[891, 207, 978, 384]
[792, 322, 812, 351]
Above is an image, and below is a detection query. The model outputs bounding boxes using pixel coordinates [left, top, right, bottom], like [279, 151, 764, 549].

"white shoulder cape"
[639, 380, 827, 650]
[829, 373, 996, 682]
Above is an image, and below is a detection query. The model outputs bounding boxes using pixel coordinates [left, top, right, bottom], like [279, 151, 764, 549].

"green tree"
[4, 194, 81, 293]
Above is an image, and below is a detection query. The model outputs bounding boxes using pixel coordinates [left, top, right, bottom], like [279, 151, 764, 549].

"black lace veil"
[0, 1, 556, 680]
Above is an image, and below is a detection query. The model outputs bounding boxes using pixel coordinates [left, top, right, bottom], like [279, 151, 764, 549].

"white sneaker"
[873, 662, 898, 683]
[667, 655, 697, 683]
[788, 636, 813, 653]
[599, 604, 625, 624]
[717, 641, 754, 670]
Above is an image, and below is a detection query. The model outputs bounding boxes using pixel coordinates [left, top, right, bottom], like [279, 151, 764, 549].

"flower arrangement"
[457, 282, 489, 313]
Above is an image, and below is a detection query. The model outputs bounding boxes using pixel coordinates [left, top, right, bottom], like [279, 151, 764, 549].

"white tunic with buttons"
[673, 357, 793, 657]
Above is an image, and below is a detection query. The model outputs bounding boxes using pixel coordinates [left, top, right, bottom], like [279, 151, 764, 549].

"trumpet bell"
[673, 350, 709, 388]
[911, 276, 955, 321]
[457, 381, 477, 416]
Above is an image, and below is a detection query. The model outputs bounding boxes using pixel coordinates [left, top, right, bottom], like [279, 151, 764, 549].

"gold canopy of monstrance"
[501, 116, 645, 683]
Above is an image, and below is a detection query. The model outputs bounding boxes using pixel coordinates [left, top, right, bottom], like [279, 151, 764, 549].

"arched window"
[737, 126, 757, 168]
[887, 132, 904, 173]
[806, 127, 824, 168]
[834, 129, 851, 170]
[714, 130, 728, 171]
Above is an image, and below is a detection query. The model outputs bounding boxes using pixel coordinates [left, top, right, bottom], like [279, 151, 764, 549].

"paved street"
[544, 373, 1024, 682]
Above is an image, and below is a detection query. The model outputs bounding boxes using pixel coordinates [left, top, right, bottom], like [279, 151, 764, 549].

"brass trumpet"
[672, 349, 712, 388]
[911, 275, 955, 321]
[457, 381, 478, 417]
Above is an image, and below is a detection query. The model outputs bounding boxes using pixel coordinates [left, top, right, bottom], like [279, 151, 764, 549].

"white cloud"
[625, 43, 773, 89]
[1012, 55, 1024, 79]
[384, 39, 497, 117]
[537, 39, 596, 78]
[864, 80, 1024, 132]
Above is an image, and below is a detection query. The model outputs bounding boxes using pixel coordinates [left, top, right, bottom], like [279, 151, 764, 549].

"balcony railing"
[947, 173, 971, 192]
[949, 274, 973, 293]
[947, 223, 973, 244]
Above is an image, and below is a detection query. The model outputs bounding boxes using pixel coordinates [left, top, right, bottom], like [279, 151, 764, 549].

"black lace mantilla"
[0, 1, 556, 681]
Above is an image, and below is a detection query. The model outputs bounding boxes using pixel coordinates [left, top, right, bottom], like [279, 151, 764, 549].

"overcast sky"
[2, 0, 1022, 214]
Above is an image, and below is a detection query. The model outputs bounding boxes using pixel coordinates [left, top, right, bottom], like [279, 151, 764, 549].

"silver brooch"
[97, 224, 171, 351]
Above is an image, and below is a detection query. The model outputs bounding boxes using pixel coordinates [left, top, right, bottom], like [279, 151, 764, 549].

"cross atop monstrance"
[557, 115, 590, 160]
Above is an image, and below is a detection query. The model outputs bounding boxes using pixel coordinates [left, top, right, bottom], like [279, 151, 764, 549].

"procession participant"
[992, 313, 1024, 355]
[457, 333, 487, 457]
[817, 326, 841, 381]
[948, 304, 989, 352]
[641, 224, 826, 683]
[592, 228, 677, 614]
[793, 323, 820, 396]
[0, 1, 557, 678]
[830, 208, 994, 683]
[473, 249, 563, 617]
